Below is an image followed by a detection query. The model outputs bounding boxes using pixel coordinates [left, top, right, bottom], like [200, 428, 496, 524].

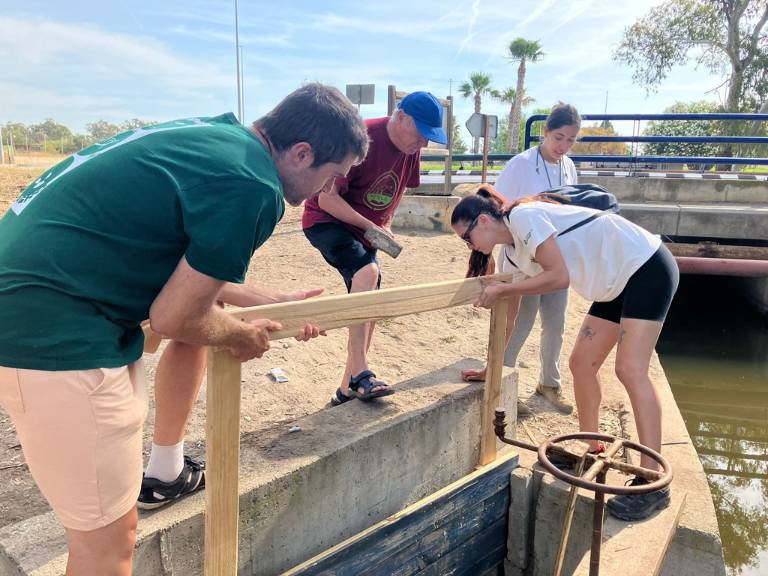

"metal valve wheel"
[537, 432, 673, 494]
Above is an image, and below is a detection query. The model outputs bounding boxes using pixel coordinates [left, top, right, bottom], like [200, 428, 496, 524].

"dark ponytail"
[451, 185, 506, 278]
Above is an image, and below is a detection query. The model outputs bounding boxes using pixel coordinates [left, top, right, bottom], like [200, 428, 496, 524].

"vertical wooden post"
[444, 95, 453, 196]
[479, 300, 509, 465]
[205, 349, 242, 576]
[481, 114, 490, 183]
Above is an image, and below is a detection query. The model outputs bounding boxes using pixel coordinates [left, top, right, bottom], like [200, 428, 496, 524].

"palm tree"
[507, 38, 544, 153]
[491, 87, 535, 152]
[459, 72, 493, 154]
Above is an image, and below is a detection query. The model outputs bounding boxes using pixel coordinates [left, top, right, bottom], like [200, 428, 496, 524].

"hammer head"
[364, 226, 403, 258]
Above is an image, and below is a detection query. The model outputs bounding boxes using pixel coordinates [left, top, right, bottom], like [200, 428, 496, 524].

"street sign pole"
[482, 115, 490, 183]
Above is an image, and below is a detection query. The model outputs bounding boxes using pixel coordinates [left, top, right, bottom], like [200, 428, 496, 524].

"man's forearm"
[152, 302, 252, 349]
[317, 191, 372, 230]
[218, 283, 282, 307]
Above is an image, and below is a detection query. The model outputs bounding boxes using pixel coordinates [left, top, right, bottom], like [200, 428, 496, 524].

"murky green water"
[657, 275, 768, 576]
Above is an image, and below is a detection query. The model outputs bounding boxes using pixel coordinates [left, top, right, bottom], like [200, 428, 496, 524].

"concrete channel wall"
[0, 366, 518, 576]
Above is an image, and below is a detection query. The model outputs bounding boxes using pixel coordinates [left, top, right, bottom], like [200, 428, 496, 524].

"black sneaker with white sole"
[138, 455, 206, 510]
[606, 476, 671, 521]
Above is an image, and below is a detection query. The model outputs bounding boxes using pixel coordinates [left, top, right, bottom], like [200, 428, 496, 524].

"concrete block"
[0, 512, 66, 576]
[662, 538, 726, 576]
[393, 195, 460, 233]
[506, 467, 535, 572]
[720, 180, 768, 204]
[530, 474, 593, 576]
[620, 203, 681, 237]
[504, 557, 524, 576]
[676, 205, 768, 240]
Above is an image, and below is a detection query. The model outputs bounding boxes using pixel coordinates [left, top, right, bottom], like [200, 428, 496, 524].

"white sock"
[144, 441, 184, 483]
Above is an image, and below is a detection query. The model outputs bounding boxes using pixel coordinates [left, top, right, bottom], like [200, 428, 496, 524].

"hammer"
[364, 226, 403, 259]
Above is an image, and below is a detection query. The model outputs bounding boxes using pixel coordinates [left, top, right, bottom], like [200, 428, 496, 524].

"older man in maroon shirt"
[302, 91, 447, 405]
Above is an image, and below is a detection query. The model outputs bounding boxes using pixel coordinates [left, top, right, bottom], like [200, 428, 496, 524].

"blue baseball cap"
[399, 91, 448, 145]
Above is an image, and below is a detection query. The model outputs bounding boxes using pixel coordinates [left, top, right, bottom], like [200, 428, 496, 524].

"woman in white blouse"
[451, 186, 679, 521]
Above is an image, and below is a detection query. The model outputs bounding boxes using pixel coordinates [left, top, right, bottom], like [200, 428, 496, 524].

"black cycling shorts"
[588, 244, 679, 324]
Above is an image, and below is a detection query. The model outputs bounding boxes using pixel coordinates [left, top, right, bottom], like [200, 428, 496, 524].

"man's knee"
[67, 507, 138, 565]
[351, 263, 380, 291]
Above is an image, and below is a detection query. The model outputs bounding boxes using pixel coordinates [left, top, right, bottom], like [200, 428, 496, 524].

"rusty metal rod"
[554, 451, 588, 576]
[590, 470, 608, 576]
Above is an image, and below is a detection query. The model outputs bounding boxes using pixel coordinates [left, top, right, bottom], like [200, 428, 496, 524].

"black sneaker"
[138, 455, 206, 510]
[607, 476, 670, 521]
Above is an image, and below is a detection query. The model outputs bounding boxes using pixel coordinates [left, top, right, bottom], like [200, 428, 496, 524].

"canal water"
[657, 275, 768, 576]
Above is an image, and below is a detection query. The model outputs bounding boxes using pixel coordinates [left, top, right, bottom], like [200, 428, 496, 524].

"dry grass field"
[0, 167, 44, 215]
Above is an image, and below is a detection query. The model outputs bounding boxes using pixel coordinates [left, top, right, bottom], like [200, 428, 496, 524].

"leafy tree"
[459, 71, 494, 154]
[614, 0, 768, 113]
[450, 116, 467, 155]
[490, 87, 535, 152]
[31, 119, 72, 141]
[121, 118, 156, 131]
[643, 100, 722, 158]
[2, 123, 29, 147]
[571, 124, 631, 156]
[506, 38, 544, 153]
[85, 120, 121, 140]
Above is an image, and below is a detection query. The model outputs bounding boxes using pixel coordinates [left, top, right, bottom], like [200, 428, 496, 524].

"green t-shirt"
[0, 113, 284, 370]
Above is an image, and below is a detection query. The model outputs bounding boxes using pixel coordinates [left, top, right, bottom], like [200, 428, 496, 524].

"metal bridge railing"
[423, 113, 768, 168]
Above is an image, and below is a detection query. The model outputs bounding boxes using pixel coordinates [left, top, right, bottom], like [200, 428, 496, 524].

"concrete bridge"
[393, 172, 768, 313]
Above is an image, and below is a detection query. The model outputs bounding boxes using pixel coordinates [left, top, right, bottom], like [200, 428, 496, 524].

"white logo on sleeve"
[11, 118, 210, 215]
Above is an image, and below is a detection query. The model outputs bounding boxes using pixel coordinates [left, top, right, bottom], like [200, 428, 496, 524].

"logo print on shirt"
[10, 118, 210, 215]
[363, 171, 400, 211]
[523, 230, 532, 245]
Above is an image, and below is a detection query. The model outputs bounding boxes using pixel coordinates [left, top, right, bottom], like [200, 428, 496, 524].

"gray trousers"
[503, 289, 568, 389]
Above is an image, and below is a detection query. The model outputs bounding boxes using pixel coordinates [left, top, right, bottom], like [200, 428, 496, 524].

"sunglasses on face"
[461, 216, 480, 247]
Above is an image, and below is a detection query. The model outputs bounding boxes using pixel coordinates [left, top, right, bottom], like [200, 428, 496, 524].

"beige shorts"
[0, 361, 148, 531]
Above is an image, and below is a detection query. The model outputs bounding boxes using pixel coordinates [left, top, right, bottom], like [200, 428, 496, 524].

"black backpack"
[502, 184, 620, 270]
[536, 184, 619, 237]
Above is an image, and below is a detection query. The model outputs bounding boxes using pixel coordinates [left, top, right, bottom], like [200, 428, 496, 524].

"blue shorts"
[588, 244, 679, 323]
[303, 223, 381, 293]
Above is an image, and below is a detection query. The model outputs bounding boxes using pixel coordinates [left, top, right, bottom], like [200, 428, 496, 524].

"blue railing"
[423, 113, 768, 167]
[524, 113, 768, 167]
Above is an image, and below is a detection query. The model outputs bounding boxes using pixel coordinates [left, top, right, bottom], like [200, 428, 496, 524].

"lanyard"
[536, 147, 563, 188]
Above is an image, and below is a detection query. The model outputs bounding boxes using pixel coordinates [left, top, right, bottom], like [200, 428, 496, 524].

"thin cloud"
[457, 0, 482, 55]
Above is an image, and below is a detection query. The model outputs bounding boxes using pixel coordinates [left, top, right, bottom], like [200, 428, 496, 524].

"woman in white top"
[488, 103, 580, 414]
[450, 186, 679, 521]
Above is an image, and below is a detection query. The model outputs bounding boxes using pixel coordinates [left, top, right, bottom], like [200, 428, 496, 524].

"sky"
[0, 0, 727, 142]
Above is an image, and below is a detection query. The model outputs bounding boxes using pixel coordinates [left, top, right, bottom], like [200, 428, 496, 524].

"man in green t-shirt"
[0, 83, 368, 576]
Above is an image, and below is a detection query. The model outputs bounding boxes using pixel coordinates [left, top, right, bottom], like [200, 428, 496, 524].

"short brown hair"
[254, 83, 369, 167]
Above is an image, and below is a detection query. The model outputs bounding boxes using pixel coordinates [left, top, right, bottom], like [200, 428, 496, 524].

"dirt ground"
[0, 165, 629, 529]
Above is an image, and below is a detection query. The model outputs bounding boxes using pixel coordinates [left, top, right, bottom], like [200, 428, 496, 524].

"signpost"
[346, 84, 375, 111]
[465, 113, 498, 183]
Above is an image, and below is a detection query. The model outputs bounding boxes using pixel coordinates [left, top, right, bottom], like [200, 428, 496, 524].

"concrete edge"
[0, 364, 519, 576]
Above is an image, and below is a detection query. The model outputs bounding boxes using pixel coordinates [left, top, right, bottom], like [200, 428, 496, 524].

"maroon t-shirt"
[302, 117, 420, 244]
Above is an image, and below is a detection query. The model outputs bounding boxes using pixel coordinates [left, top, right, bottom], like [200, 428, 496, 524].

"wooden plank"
[204, 349, 241, 576]
[480, 300, 509, 465]
[142, 273, 516, 352]
[413, 516, 507, 576]
[283, 451, 518, 576]
[363, 489, 509, 576]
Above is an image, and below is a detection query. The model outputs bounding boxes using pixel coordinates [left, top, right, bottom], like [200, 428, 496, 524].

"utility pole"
[0, 125, 5, 165]
[240, 45, 245, 122]
[234, 0, 243, 122]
